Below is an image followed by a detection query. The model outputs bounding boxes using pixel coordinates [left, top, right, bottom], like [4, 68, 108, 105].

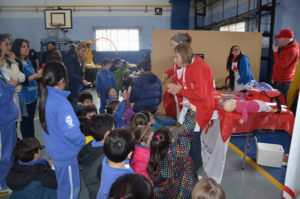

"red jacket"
[172, 56, 215, 129]
[272, 40, 299, 82]
[130, 144, 152, 184]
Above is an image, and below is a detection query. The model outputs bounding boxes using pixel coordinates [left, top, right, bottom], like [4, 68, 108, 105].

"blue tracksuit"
[43, 86, 85, 199]
[0, 77, 18, 189]
[96, 69, 116, 113]
[112, 101, 126, 128]
[97, 157, 133, 199]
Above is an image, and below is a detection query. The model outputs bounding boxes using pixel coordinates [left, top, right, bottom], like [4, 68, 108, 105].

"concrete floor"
[0, 88, 284, 199]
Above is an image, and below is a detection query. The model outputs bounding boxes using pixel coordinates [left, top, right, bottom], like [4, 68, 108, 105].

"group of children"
[2, 57, 227, 199]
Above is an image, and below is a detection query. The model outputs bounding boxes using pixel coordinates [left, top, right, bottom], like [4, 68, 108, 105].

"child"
[81, 104, 98, 120]
[129, 111, 152, 133]
[143, 106, 177, 131]
[97, 128, 135, 199]
[38, 61, 86, 199]
[147, 102, 198, 198]
[78, 114, 114, 199]
[96, 58, 116, 113]
[106, 90, 134, 128]
[223, 99, 277, 124]
[106, 87, 118, 104]
[191, 178, 226, 199]
[6, 137, 57, 199]
[108, 174, 154, 199]
[76, 91, 93, 116]
[78, 116, 93, 145]
[130, 126, 154, 183]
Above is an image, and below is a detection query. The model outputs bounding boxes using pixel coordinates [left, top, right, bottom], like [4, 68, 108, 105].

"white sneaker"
[0, 187, 12, 194]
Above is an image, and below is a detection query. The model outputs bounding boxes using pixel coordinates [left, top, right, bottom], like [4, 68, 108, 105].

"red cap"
[274, 29, 294, 39]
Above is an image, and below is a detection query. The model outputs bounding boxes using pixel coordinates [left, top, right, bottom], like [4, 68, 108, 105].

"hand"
[97, 93, 101, 98]
[272, 44, 278, 52]
[167, 82, 182, 95]
[8, 78, 17, 87]
[181, 101, 196, 112]
[239, 119, 244, 124]
[82, 79, 91, 86]
[7, 52, 16, 61]
[123, 90, 127, 100]
[271, 79, 274, 84]
[36, 70, 43, 79]
[161, 73, 169, 83]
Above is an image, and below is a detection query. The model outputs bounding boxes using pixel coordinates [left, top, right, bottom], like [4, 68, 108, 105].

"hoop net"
[52, 23, 62, 38]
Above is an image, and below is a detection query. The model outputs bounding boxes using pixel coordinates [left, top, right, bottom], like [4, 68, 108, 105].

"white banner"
[201, 117, 229, 184]
[283, 92, 300, 199]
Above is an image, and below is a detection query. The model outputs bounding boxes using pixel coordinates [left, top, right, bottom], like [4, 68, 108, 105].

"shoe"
[0, 187, 12, 194]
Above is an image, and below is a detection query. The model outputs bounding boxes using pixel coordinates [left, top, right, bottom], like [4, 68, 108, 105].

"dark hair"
[78, 116, 90, 136]
[174, 43, 193, 65]
[48, 41, 56, 47]
[226, 45, 243, 72]
[137, 60, 151, 72]
[142, 106, 156, 116]
[38, 61, 69, 134]
[102, 58, 112, 66]
[170, 32, 192, 44]
[192, 178, 226, 199]
[130, 111, 151, 132]
[0, 48, 2, 57]
[3, 34, 12, 43]
[226, 45, 244, 89]
[46, 49, 62, 62]
[147, 127, 173, 175]
[78, 91, 93, 103]
[89, 114, 114, 141]
[134, 126, 153, 144]
[0, 34, 7, 44]
[109, 174, 154, 199]
[82, 105, 97, 117]
[106, 100, 120, 114]
[104, 129, 134, 163]
[11, 38, 30, 59]
[106, 88, 116, 99]
[14, 137, 42, 162]
[112, 57, 122, 67]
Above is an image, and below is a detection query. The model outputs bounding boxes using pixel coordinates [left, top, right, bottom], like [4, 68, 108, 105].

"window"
[220, 22, 246, 32]
[95, 29, 139, 52]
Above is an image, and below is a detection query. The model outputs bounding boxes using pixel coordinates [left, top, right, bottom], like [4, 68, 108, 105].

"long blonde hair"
[76, 42, 87, 68]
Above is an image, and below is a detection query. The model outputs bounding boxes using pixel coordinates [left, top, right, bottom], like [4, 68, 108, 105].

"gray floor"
[1, 89, 283, 199]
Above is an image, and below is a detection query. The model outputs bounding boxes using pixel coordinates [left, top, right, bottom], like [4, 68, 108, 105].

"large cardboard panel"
[152, 30, 262, 87]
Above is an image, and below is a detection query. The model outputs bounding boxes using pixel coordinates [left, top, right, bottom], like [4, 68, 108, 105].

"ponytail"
[38, 61, 69, 134]
[38, 79, 49, 134]
[147, 127, 172, 175]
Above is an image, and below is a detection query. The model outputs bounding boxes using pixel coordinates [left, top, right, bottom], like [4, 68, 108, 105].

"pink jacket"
[130, 144, 152, 184]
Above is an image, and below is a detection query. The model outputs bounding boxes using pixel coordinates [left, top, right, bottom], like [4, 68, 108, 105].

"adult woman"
[12, 39, 41, 138]
[161, 32, 192, 118]
[167, 43, 215, 168]
[64, 42, 90, 105]
[39, 61, 85, 198]
[226, 45, 254, 91]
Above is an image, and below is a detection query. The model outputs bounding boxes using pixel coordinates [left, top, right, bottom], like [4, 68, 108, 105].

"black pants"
[189, 130, 203, 169]
[20, 100, 37, 138]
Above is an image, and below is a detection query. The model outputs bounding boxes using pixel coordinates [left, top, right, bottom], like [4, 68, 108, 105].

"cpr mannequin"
[223, 99, 277, 124]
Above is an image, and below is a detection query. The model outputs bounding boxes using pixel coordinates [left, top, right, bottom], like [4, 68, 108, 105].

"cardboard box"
[256, 142, 284, 168]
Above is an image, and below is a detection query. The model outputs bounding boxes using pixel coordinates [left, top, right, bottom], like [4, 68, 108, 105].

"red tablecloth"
[215, 91, 295, 142]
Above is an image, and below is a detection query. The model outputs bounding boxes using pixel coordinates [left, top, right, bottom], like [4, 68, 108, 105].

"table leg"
[242, 132, 251, 169]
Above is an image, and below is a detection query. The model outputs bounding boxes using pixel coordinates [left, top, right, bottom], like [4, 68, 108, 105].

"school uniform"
[0, 70, 18, 190]
[43, 86, 85, 199]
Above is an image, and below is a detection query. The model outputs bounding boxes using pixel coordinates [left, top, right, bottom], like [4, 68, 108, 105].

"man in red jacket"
[272, 29, 299, 101]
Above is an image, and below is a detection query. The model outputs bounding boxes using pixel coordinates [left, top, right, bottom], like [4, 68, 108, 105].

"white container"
[256, 142, 284, 168]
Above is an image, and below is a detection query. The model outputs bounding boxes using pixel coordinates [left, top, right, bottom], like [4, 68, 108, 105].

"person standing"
[272, 29, 299, 101]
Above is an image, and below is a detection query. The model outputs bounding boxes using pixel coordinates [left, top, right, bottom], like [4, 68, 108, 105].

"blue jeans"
[273, 81, 292, 102]
[189, 130, 203, 169]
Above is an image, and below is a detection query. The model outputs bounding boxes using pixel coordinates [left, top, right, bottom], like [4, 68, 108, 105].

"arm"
[165, 67, 174, 77]
[237, 56, 252, 85]
[57, 101, 86, 147]
[113, 101, 125, 119]
[0, 82, 15, 106]
[95, 72, 102, 94]
[171, 110, 197, 158]
[129, 79, 142, 103]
